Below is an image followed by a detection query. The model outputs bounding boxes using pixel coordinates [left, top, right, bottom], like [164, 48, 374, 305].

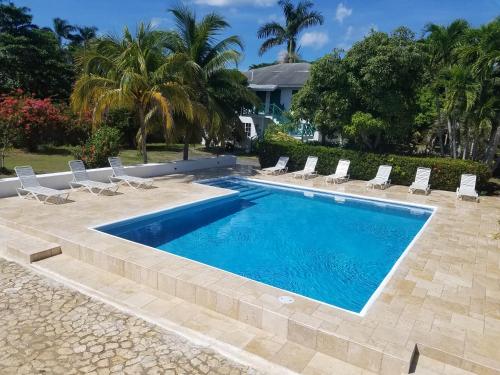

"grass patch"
[0, 144, 236, 179]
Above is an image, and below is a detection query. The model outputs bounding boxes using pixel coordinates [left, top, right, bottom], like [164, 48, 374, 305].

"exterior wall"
[0, 156, 236, 198]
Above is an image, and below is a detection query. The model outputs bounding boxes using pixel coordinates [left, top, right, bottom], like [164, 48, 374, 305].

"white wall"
[0, 155, 236, 198]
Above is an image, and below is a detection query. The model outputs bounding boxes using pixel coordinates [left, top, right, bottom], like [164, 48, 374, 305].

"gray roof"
[244, 63, 311, 89]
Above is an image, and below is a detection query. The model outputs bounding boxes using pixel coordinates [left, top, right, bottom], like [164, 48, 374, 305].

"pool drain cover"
[278, 296, 295, 304]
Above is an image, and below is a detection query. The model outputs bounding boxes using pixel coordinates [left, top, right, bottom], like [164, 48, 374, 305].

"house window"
[244, 123, 252, 137]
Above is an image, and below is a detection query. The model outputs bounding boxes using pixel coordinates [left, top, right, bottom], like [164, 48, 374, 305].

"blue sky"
[17, 0, 499, 69]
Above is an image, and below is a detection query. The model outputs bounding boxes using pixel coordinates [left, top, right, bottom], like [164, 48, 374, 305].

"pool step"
[0, 225, 61, 264]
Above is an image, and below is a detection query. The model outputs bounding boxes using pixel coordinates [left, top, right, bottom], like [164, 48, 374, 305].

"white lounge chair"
[108, 157, 154, 189]
[69, 160, 118, 195]
[456, 174, 479, 202]
[409, 167, 431, 195]
[292, 156, 318, 180]
[325, 159, 350, 184]
[15, 166, 70, 204]
[367, 165, 392, 189]
[262, 156, 289, 175]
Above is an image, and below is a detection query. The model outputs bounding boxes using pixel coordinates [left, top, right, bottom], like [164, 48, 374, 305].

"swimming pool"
[96, 177, 434, 313]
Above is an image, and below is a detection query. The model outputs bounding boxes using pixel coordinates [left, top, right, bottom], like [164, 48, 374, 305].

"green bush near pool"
[258, 141, 491, 191]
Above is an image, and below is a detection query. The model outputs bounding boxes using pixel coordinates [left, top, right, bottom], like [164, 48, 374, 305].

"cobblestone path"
[0, 259, 261, 375]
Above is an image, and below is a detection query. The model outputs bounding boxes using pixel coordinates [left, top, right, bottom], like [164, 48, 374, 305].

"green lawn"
[0, 144, 257, 179]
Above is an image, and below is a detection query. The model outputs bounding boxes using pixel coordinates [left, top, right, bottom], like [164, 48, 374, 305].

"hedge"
[258, 140, 491, 192]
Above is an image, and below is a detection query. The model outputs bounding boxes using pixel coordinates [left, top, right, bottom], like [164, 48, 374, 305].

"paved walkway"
[0, 258, 260, 375]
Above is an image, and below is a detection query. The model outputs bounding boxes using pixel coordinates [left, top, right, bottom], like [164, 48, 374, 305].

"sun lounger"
[366, 165, 392, 189]
[325, 159, 350, 184]
[292, 156, 318, 180]
[69, 160, 118, 195]
[262, 156, 289, 175]
[15, 166, 70, 204]
[108, 157, 154, 189]
[456, 174, 479, 202]
[409, 167, 431, 195]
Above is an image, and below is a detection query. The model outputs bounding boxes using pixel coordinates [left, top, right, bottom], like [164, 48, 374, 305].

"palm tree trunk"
[138, 107, 148, 164]
[485, 125, 500, 166]
[438, 130, 444, 156]
[183, 127, 189, 161]
[447, 118, 456, 158]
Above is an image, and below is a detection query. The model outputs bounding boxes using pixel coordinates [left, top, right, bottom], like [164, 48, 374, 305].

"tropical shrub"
[0, 91, 69, 151]
[73, 126, 121, 168]
[259, 140, 491, 191]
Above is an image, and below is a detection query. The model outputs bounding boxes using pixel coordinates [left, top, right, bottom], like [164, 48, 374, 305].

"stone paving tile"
[0, 258, 261, 375]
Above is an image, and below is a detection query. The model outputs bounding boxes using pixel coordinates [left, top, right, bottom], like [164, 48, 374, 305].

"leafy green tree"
[71, 23, 192, 164]
[0, 2, 74, 98]
[164, 5, 257, 159]
[343, 27, 425, 147]
[291, 52, 351, 144]
[257, 0, 323, 63]
[344, 112, 387, 150]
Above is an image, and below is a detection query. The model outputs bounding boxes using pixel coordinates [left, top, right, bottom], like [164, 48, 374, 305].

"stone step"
[33, 254, 376, 375]
[414, 346, 500, 375]
[0, 225, 61, 264]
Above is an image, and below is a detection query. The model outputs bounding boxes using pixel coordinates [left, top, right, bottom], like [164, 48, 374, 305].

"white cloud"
[345, 25, 353, 39]
[258, 13, 283, 25]
[277, 49, 288, 63]
[299, 31, 329, 49]
[150, 17, 167, 28]
[194, 0, 275, 6]
[335, 3, 352, 23]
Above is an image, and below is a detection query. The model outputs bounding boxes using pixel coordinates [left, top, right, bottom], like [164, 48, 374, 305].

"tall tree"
[257, 0, 323, 63]
[0, 2, 73, 98]
[164, 6, 257, 160]
[423, 19, 470, 158]
[52, 17, 76, 45]
[458, 17, 500, 166]
[71, 23, 193, 163]
[70, 26, 98, 47]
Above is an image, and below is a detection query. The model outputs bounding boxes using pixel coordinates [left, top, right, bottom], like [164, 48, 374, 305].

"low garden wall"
[0, 155, 236, 198]
[259, 141, 491, 191]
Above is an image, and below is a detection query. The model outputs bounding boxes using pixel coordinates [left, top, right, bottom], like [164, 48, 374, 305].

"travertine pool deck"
[0, 165, 499, 374]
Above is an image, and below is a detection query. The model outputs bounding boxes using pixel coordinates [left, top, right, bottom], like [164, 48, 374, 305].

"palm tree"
[424, 19, 469, 68]
[70, 26, 98, 47]
[424, 19, 470, 158]
[458, 17, 500, 165]
[257, 0, 323, 63]
[164, 6, 258, 160]
[71, 23, 192, 164]
[52, 17, 76, 45]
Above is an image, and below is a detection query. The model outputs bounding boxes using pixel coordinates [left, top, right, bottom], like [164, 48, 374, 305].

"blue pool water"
[97, 177, 433, 313]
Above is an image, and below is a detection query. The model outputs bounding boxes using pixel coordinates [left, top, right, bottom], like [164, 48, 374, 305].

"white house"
[239, 63, 319, 142]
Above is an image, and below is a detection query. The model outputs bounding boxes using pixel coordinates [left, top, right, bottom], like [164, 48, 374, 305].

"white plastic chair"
[69, 160, 118, 195]
[325, 159, 350, 184]
[292, 156, 318, 180]
[409, 167, 431, 195]
[15, 166, 70, 204]
[456, 174, 479, 202]
[262, 156, 289, 175]
[366, 165, 392, 189]
[108, 157, 154, 189]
